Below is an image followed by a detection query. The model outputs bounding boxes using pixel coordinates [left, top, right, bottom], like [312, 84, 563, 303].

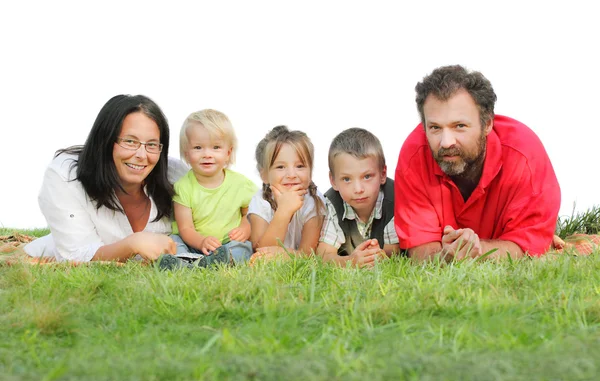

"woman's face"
[113, 112, 161, 192]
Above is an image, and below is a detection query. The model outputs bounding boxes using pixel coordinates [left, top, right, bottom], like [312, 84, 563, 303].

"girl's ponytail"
[308, 181, 324, 215]
[262, 183, 278, 211]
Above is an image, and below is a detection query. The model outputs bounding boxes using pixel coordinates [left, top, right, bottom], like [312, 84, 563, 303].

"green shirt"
[173, 169, 258, 242]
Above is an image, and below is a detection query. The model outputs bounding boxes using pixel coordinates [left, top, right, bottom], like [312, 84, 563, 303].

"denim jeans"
[170, 234, 253, 264]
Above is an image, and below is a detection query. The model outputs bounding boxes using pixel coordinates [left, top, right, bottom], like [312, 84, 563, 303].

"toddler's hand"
[229, 226, 250, 242]
[272, 185, 306, 217]
[200, 236, 222, 255]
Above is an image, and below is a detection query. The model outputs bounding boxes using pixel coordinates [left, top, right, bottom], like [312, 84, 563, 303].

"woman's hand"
[127, 232, 176, 261]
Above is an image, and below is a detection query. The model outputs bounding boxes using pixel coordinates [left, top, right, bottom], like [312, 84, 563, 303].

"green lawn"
[1, 252, 600, 380]
[1, 208, 599, 380]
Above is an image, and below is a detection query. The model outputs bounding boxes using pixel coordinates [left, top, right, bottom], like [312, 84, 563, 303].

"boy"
[317, 128, 399, 267]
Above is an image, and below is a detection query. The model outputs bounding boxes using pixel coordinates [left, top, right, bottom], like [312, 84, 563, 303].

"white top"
[24, 153, 189, 262]
[247, 189, 326, 250]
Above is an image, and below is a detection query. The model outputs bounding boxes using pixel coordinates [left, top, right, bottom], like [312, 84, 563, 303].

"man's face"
[423, 89, 492, 176]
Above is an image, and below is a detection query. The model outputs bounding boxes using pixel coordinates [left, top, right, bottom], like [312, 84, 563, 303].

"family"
[23, 65, 561, 267]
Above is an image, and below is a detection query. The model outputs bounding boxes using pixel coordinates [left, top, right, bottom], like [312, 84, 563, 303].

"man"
[395, 65, 560, 260]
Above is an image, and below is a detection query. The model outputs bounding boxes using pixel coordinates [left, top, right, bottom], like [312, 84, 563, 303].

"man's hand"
[348, 239, 387, 268]
[200, 236, 222, 255]
[442, 225, 482, 260]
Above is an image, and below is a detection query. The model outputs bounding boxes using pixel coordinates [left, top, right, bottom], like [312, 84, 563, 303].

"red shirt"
[394, 115, 560, 256]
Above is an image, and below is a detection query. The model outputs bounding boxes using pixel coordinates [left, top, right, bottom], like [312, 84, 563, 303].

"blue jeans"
[170, 234, 253, 264]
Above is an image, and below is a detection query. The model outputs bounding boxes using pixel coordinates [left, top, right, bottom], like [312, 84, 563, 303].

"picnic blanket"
[553, 234, 600, 256]
[2, 232, 599, 266]
[0, 233, 124, 266]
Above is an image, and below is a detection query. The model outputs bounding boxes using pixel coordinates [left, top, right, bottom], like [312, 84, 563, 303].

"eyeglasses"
[116, 138, 163, 154]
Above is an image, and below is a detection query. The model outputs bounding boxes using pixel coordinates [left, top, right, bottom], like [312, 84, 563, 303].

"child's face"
[330, 153, 386, 217]
[267, 143, 311, 193]
[184, 124, 232, 180]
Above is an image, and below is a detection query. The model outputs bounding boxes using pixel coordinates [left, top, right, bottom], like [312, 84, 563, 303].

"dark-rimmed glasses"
[116, 138, 163, 154]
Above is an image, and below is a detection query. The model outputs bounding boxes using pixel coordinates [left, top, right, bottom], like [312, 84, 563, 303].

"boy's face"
[329, 153, 386, 218]
[184, 124, 232, 181]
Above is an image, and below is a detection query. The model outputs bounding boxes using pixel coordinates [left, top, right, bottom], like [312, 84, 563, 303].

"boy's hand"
[271, 185, 307, 217]
[348, 239, 386, 268]
[442, 225, 482, 260]
[200, 236, 222, 255]
[229, 225, 250, 242]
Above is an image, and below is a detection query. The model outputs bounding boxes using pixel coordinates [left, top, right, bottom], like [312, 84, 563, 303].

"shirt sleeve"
[383, 218, 399, 245]
[497, 162, 560, 256]
[318, 198, 345, 248]
[38, 163, 103, 262]
[395, 155, 443, 249]
[248, 191, 272, 222]
[168, 157, 190, 184]
[172, 174, 192, 208]
[240, 177, 259, 208]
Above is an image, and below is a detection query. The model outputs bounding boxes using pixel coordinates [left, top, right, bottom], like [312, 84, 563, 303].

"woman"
[24, 95, 188, 262]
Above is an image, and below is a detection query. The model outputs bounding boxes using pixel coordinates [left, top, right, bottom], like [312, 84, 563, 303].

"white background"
[1, 1, 598, 228]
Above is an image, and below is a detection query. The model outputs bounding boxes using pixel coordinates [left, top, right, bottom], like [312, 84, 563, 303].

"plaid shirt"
[319, 189, 398, 249]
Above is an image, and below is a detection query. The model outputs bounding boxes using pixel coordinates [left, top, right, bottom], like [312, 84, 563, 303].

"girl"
[248, 126, 325, 261]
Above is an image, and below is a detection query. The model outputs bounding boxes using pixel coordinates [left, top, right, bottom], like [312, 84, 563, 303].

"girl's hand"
[249, 245, 289, 265]
[200, 236, 222, 255]
[271, 185, 307, 217]
[128, 232, 176, 261]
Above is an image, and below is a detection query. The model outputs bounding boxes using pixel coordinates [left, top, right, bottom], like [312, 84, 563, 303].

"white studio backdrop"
[1, 0, 598, 228]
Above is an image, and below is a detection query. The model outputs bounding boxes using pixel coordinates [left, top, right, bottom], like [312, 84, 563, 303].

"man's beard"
[433, 134, 487, 177]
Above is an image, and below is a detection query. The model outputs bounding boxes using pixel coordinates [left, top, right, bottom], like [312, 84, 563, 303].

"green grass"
[0, 227, 50, 238]
[2, 253, 600, 380]
[557, 205, 600, 238]
[2, 207, 600, 380]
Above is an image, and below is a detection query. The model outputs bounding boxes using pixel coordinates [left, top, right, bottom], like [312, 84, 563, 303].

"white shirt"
[24, 153, 188, 262]
[247, 189, 326, 250]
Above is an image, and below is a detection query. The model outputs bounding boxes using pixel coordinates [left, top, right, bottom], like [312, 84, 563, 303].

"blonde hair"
[328, 127, 385, 176]
[179, 109, 237, 166]
[255, 125, 324, 214]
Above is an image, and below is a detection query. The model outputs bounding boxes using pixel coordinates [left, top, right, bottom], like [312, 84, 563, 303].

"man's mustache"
[437, 147, 462, 157]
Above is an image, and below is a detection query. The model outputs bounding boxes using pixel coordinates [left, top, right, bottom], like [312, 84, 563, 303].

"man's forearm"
[407, 242, 444, 262]
[480, 240, 524, 260]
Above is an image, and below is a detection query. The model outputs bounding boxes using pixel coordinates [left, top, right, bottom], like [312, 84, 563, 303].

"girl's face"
[267, 143, 311, 193]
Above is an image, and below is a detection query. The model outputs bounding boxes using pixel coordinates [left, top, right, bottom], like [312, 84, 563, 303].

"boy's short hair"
[328, 128, 385, 175]
[179, 109, 237, 165]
